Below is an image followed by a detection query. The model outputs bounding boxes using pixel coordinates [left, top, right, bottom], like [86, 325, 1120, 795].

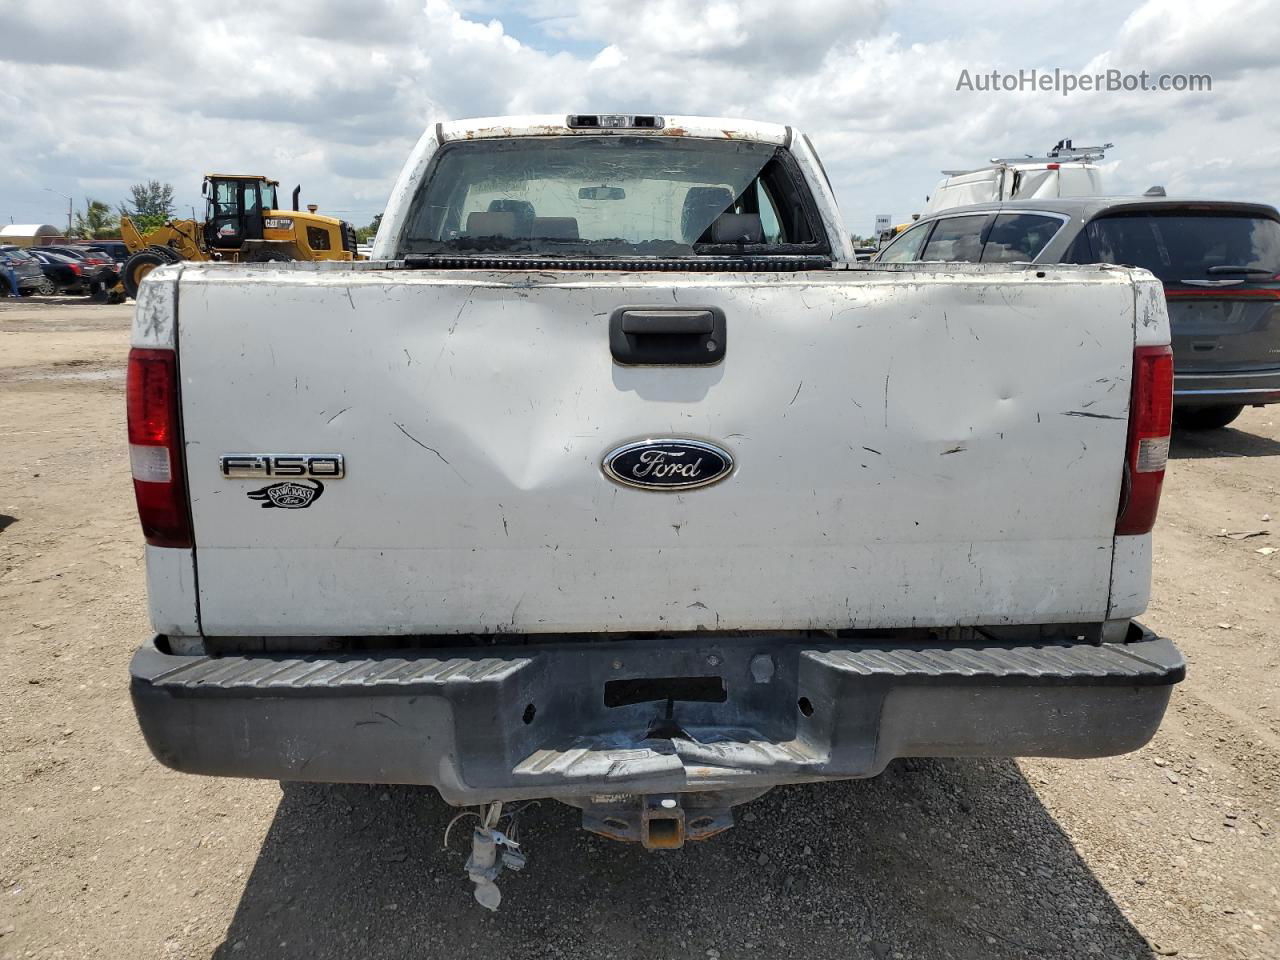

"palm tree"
[71, 199, 119, 240]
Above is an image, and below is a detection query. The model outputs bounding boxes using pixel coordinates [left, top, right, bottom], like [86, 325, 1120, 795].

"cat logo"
[247, 479, 324, 509]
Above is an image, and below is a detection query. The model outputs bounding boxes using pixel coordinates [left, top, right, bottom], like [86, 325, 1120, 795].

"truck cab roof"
[436, 114, 792, 145]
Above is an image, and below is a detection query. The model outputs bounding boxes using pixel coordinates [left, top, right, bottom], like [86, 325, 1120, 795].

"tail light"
[1115, 344, 1173, 535]
[69, 263, 82, 276]
[126, 348, 192, 547]
[1165, 288, 1280, 300]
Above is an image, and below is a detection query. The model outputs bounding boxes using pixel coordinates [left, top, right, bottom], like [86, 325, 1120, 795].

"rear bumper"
[1174, 367, 1280, 406]
[130, 626, 1183, 805]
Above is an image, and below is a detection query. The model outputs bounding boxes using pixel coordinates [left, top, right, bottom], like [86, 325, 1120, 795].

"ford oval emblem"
[602, 438, 734, 491]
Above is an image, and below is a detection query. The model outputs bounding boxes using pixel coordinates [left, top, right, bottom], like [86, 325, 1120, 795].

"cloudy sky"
[2, 0, 1277, 238]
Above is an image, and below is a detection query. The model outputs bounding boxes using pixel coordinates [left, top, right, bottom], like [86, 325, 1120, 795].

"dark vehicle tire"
[36, 278, 57, 296]
[122, 250, 170, 299]
[245, 249, 295, 263]
[1173, 405, 1245, 431]
[147, 245, 184, 264]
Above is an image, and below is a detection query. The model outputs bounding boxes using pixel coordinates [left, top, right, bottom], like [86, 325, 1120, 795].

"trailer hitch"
[576, 790, 761, 849]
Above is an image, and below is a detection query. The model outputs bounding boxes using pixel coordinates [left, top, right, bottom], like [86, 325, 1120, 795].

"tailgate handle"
[621, 310, 714, 335]
[610, 306, 726, 365]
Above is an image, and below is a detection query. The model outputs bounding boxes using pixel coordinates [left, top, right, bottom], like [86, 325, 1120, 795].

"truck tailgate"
[176, 265, 1137, 635]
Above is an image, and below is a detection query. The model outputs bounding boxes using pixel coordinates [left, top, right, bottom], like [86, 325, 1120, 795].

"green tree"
[119, 180, 176, 232]
[71, 199, 119, 240]
[354, 212, 383, 243]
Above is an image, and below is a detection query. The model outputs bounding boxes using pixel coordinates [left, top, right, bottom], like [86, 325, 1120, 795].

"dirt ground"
[1, 297, 1276, 960]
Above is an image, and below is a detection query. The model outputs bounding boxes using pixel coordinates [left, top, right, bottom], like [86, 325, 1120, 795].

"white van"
[921, 139, 1110, 215]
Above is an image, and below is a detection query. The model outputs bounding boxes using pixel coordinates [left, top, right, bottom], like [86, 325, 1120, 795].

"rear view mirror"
[579, 185, 626, 201]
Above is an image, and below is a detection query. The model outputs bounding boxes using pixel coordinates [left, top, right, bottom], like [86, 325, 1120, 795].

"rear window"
[1086, 212, 1280, 282]
[920, 215, 987, 262]
[981, 213, 1065, 263]
[398, 136, 826, 258]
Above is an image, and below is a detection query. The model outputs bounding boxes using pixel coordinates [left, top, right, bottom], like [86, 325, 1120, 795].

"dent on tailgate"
[175, 265, 1135, 636]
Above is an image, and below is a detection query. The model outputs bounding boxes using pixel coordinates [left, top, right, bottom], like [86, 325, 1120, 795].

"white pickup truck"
[127, 114, 1182, 903]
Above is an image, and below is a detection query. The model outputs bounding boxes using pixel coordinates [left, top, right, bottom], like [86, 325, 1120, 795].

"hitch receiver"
[641, 795, 686, 850]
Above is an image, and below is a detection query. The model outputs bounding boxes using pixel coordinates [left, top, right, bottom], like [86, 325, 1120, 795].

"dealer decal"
[247, 479, 324, 509]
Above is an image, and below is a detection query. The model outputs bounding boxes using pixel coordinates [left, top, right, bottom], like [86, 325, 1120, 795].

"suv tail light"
[126, 348, 192, 547]
[1115, 344, 1173, 535]
[1165, 288, 1280, 300]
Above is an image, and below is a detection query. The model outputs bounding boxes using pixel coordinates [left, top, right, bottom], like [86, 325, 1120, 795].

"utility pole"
[43, 187, 73, 237]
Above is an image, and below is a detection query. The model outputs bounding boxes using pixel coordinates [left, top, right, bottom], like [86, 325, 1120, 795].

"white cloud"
[1106, 0, 1279, 76]
[2, 0, 1278, 236]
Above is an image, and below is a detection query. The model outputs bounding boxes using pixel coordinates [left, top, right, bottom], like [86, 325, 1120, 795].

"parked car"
[127, 114, 1182, 909]
[78, 241, 128, 284]
[36, 244, 109, 271]
[27, 248, 88, 293]
[33, 244, 117, 296]
[78, 246, 124, 293]
[876, 197, 1280, 429]
[0, 245, 52, 295]
[81, 239, 129, 263]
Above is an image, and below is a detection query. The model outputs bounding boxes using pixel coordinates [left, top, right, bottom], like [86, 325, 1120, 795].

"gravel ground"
[1, 298, 1277, 959]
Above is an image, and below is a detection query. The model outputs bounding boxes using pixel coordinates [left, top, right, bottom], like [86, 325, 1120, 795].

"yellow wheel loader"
[119, 175, 361, 298]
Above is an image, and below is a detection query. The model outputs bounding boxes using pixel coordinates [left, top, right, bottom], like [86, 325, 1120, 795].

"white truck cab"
[126, 115, 1181, 906]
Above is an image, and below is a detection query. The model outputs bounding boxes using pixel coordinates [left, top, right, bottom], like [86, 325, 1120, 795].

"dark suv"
[876, 197, 1280, 429]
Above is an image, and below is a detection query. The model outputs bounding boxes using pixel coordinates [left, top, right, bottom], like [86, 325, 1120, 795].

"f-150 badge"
[220, 454, 344, 478]
[602, 438, 733, 491]
[247, 480, 324, 509]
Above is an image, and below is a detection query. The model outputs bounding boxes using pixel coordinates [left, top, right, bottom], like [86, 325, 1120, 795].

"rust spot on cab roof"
[455, 124, 566, 140]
